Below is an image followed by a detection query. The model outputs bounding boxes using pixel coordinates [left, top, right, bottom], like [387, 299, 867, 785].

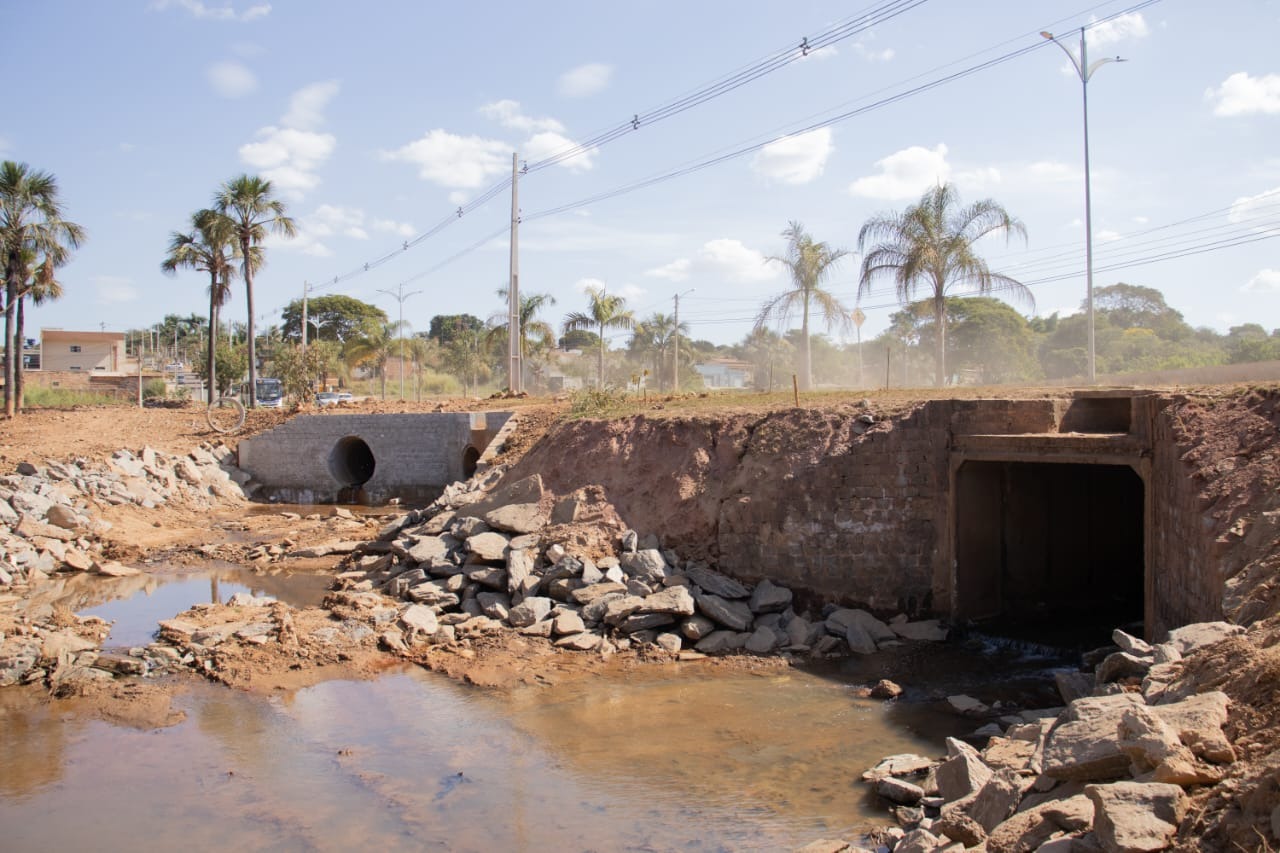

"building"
[38, 329, 128, 373]
[693, 357, 754, 389]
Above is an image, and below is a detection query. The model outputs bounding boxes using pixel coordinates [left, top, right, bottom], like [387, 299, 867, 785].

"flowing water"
[0, 561, 1077, 851]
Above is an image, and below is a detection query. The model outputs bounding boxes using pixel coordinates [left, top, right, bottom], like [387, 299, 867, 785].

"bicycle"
[206, 395, 246, 434]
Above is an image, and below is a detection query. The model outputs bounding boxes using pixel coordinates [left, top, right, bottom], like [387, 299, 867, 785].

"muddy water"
[0, 665, 962, 851]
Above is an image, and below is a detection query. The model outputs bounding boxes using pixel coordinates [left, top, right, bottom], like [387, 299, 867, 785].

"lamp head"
[1040, 31, 1054, 40]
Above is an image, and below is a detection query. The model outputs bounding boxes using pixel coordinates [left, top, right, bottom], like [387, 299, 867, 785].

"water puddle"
[70, 568, 332, 649]
[0, 665, 968, 851]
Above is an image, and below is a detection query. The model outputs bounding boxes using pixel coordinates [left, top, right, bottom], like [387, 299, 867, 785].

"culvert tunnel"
[328, 435, 376, 487]
[954, 460, 1145, 641]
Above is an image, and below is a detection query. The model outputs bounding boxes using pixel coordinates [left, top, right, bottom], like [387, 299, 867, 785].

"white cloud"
[1087, 12, 1149, 47]
[524, 130, 597, 172]
[373, 218, 416, 238]
[1097, 229, 1123, 242]
[647, 239, 780, 285]
[1242, 268, 1280, 293]
[237, 81, 339, 199]
[1206, 72, 1280, 117]
[798, 45, 839, 62]
[853, 43, 893, 62]
[308, 204, 368, 239]
[150, 0, 270, 22]
[1026, 160, 1077, 184]
[1133, 216, 1149, 225]
[574, 277, 606, 294]
[447, 191, 468, 206]
[645, 259, 692, 282]
[382, 129, 510, 189]
[93, 276, 139, 304]
[282, 80, 340, 131]
[479, 100, 565, 134]
[558, 63, 613, 98]
[850, 143, 950, 200]
[955, 166, 1002, 193]
[1229, 186, 1280, 224]
[751, 128, 833, 185]
[570, 277, 645, 302]
[206, 60, 257, 98]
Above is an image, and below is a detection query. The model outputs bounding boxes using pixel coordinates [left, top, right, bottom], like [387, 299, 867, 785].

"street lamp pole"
[1041, 28, 1125, 385]
[672, 288, 693, 392]
[376, 282, 423, 400]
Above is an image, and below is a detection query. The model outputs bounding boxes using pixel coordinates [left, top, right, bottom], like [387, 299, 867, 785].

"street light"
[1041, 28, 1125, 385]
[672, 288, 693, 392]
[376, 282, 423, 401]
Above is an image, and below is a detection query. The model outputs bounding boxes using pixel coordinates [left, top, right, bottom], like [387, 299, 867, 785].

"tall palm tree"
[0, 161, 85, 417]
[858, 183, 1029, 387]
[213, 175, 295, 407]
[489, 288, 557, 389]
[754, 221, 850, 391]
[14, 250, 63, 409]
[563, 285, 634, 388]
[161, 209, 242, 403]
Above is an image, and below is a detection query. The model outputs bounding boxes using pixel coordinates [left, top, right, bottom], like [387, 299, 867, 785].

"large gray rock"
[1086, 781, 1186, 853]
[44, 504, 83, 531]
[1043, 693, 1147, 782]
[827, 608, 897, 644]
[483, 503, 546, 535]
[507, 596, 553, 628]
[877, 776, 924, 806]
[890, 618, 949, 642]
[618, 612, 676, 634]
[1096, 651, 1152, 684]
[466, 531, 510, 562]
[680, 615, 717, 641]
[685, 564, 749, 599]
[552, 611, 586, 636]
[744, 626, 780, 654]
[476, 592, 511, 621]
[400, 605, 440, 638]
[555, 631, 602, 651]
[639, 586, 696, 616]
[985, 794, 1094, 853]
[1147, 690, 1234, 764]
[845, 623, 878, 655]
[695, 592, 754, 631]
[572, 582, 627, 605]
[966, 769, 1027, 833]
[748, 579, 792, 614]
[694, 630, 750, 654]
[603, 595, 646, 626]
[407, 536, 449, 564]
[936, 737, 993, 803]
[619, 549, 668, 583]
[1117, 705, 1220, 786]
[1164, 621, 1243, 656]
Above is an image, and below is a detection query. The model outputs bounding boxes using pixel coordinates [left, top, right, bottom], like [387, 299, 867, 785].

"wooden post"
[792, 373, 799, 407]
[885, 348, 891, 390]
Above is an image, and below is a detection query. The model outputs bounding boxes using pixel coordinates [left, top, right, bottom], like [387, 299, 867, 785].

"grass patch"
[23, 386, 133, 408]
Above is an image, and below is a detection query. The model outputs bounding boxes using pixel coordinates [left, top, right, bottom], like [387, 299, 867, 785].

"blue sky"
[8, 0, 1280, 349]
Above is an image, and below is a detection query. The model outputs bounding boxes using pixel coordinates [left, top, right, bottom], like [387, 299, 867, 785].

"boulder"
[694, 592, 754, 632]
[553, 611, 586, 636]
[554, 631, 602, 651]
[1112, 628, 1153, 656]
[748, 579, 792, 614]
[936, 738, 993, 803]
[466, 531, 510, 562]
[893, 829, 947, 853]
[94, 560, 141, 578]
[639, 586, 696, 616]
[654, 632, 683, 654]
[877, 776, 925, 806]
[44, 504, 83, 531]
[407, 536, 449, 564]
[603, 595, 646, 626]
[985, 794, 1094, 853]
[967, 769, 1027, 833]
[1095, 651, 1152, 684]
[571, 582, 628, 605]
[744, 626, 780, 654]
[870, 679, 903, 700]
[1043, 693, 1147, 782]
[827, 608, 897, 644]
[507, 596, 553, 628]
[400, 605, 439, 638]
[1117, 705, 1220, 786]
[618, 612, 676, 634]
[476, 592, 511, 621]
[1164, 621, 1244, 656]
[890, 618, 950, 642]
[947, 695, 990, 717]
[619, 549, 668, 583]
[679, 615, 717, 641]
[483, 503, 546, 535]
[1148, 690, 1234, 765]
[1086, 781, 1186, 853]
[506, 548, 537, 599]
[685, 564, 749, 599]
[694, 630, 749, 654]
[844, 623, 878, 655]
[863, 754, 935, 781]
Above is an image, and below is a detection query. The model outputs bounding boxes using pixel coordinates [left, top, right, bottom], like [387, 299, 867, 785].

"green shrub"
[142, 378, 168, 400]
[23, 386, 127, 408]
[568, 386, 630, 418]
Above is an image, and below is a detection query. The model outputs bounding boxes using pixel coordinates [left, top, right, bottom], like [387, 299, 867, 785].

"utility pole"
[301, 281, 310, 348]
[508, 152, 522, 393]
[852, 306, 866, 388]
[376, 282, 423, 400]
[672, 289, 693, 392]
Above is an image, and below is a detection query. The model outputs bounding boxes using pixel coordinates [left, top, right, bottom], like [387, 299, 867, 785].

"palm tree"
[489, 288, 557, 390]
[754, 221, 850, 392]
[213, 175, 296, 407]
[563, 285, 634, 388]
[345, 320, 400, 399]
[161, 209, 243, 403]
[14, 250, 63, 409]
[0, 161, 85, 417]
[631, 312, 688, 391]
[857, 183, 1029, 387]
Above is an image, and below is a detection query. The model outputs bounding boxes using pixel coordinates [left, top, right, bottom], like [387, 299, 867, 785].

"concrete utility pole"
[672, 289, 693, 392]
[508, 153, 522, 393]
[301, 281, 310, 348]
[376, 282, 423, 400]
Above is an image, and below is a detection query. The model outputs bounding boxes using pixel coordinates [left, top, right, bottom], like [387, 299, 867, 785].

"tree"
[563, 285, 635, 388]
[344, 320, 400, 399]
[281, 294, 386, 344]
[443, 324, 492, 395]
[488, 288, 557, 390]
[755, 221, 850, 391]
[737, 327, 794, 391]
[162, 209, 241, 403]
[428, 314, 484, 346]
[0, 162, 85, 417]
[14, 251, 64, 408]
[558, 328, 600, 351]
[892, 297, 1040, 384]
[858, 183, 1028, 386]
[213, 175, 296, 408]
[630, 312, 689, 391]
[195, 337, 248, 397]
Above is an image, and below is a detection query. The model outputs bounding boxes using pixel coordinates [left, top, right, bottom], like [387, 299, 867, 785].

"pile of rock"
[0, 443, 248, 690]
[333, 473, 947, 659]
[843, 622, 1242, 852]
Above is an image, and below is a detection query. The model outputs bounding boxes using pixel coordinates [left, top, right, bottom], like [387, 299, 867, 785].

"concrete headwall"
[236, 411, 512, 504]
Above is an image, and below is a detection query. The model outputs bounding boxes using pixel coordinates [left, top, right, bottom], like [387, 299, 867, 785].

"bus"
[254, 378, 284, 408]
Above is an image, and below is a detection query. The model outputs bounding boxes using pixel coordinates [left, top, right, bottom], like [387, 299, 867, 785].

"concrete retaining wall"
[236, 411, 512, 504]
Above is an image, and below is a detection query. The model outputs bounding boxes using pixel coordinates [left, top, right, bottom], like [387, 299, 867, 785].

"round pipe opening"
[329, 435, 376, 487]
[462, 446, 480, 479]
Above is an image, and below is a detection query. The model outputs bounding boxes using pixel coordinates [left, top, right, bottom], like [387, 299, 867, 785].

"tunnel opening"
[954, 461, 1144, 648]
[328, 435, 377, 488]
[462, 446, 480, 479]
